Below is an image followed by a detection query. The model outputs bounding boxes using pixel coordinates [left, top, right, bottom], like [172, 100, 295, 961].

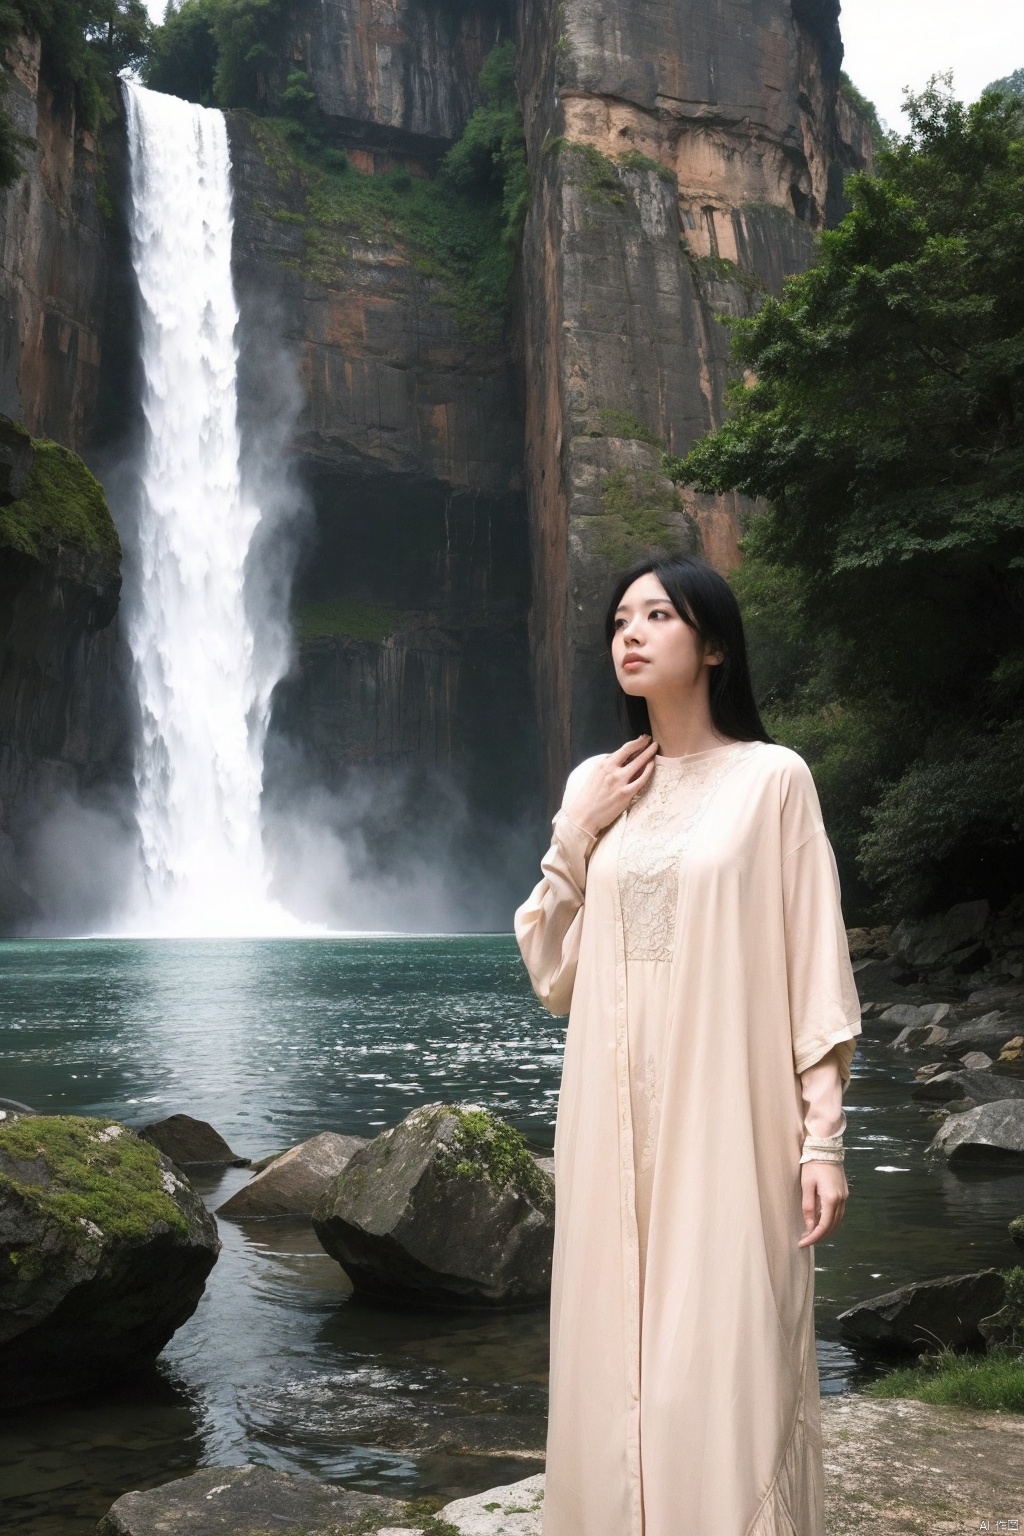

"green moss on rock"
[0, 430, 120, 565]
[445, 1107, 553, 1209]
[295, 599, 410, 643]
[597, 463, 677, 563]
[0, 1116, 187, 1265]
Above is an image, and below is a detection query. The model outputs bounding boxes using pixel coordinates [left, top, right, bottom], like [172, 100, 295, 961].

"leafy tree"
[0, 0, 151, 187]
[442, 40, 528, 249]
[986, 66, 1024, 100]
[144, 0, 218, 104]
[667, 78, 1024, 918]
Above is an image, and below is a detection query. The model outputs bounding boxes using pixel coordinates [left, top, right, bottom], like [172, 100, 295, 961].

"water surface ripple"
[1, 936, 1021, 1533]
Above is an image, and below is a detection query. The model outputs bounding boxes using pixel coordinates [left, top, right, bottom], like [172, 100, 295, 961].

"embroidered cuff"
[799, 1131, 845, 1165]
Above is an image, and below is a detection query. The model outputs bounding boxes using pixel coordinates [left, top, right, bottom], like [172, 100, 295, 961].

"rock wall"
[226, 114, 539, 825]
[292, 0, 513, 145]
[0, 36, 108, 449]
[517, 0, 872, 797]
[0, 52, 135, 929]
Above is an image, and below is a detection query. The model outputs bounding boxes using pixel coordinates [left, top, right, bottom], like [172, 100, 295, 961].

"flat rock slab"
[821, 1394, 1024, 1533]
[217, 1133, 367, 1218]
[97, 1464, 407, 1534]
[438, 1473, 545, 1534]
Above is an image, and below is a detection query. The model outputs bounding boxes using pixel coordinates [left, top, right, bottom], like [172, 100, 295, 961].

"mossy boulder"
[0, 414, 120, 566]
[0, 1114, 220, 1406]
[312, 1104, 555, 1309]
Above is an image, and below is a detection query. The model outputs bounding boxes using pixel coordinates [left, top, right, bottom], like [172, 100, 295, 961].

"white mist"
[122, 82, 303, 936]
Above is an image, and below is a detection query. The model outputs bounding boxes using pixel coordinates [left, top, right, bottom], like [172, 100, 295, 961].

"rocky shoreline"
[2, 894, 1024, 1529]
[98, 1395, 1024, 1536]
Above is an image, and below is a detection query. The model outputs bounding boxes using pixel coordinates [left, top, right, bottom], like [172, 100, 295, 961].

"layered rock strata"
[516, 0, 873, 794]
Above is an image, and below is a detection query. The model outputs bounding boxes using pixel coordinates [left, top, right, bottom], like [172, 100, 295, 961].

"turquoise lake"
[1, 936, 1022, 1533]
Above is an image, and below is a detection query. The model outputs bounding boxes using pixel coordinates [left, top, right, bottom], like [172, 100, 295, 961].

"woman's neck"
[646, 699, 736, 758]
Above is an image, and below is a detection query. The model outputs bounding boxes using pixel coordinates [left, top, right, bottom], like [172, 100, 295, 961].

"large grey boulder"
[891, 901, 990, 969]
[837, 1269, 1006, 1354]
[137, 1113, 249, 1167]
[0, 1114, 219, 1406]
[941, 1011, 1021, 1055]
[925, 1100, 1024, 1164]
[216, 1132, 367, 1218]
[912, 1070, 1024, 1106]
[97, 1465, 407, 1535]
[312, 1104, 555, 1309]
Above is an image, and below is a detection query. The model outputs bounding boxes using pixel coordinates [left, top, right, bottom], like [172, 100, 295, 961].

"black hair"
[603, 553, 774, 743]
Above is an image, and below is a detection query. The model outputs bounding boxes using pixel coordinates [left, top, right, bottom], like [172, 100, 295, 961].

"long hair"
[603, 553, 774, 743]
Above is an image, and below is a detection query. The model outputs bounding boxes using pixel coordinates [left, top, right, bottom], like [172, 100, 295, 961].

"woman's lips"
[621, 657, 647, 670]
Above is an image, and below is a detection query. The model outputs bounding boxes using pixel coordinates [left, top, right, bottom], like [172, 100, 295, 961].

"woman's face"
[611, 573, 720, 698]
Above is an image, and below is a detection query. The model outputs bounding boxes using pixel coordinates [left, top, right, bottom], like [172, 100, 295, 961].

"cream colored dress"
[514, 740, 862, 1536]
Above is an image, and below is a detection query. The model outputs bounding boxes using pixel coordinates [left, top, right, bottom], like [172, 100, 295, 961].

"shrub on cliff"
[668, 78, 1024, 919]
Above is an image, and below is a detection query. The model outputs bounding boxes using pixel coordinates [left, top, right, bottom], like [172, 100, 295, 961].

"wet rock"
[0, 1114, 219, 1406]
[837, 1269, 1006, 1353]
[891, 901, 990, 969]
[967, 982, 1024, 1008]
[942, 1010, 1021, 1054]
[891, 1021, 950, 1052]
[0, 1097, 36, 1118]
[216, 1132, 367, 1218]
[925, 1100, 1024, 1165]
[138, 1114, 249, 1167]
[846, 956, 917, 1006]
[911, 1070, 1024, 1105]
[957, 1050, 993, 1072]
[439, 1473, 545, 1534]
[883, 1002, 952, 1033]
[97, 1464, 407, 1535]
[312, 1104, 555, 1309]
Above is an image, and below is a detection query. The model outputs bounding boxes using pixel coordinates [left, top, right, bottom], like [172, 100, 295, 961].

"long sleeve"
[514, 761, 603, 1015]
[514, 810, 597, 1015]
[798, 1047, 847, 1164]
[779, 757, 863, 1089]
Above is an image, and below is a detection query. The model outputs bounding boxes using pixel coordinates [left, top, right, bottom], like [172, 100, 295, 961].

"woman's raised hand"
[562, 735, 659, 838]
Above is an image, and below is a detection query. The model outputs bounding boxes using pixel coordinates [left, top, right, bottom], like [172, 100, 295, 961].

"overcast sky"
[840, 0, 1024, 131]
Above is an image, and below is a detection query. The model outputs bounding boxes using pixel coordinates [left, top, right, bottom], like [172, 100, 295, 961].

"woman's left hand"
[797, 1160, 848, 1246]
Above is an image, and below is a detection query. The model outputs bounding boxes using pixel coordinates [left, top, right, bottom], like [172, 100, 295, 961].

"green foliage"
[688, 252, 766, 298]
[445, 1108, 553, 1209]
[864, 1335, 1024, 1413]
[0, 428, 121, 564]
[239, 41, 527, 339]
[0, 0, 151, 184]
[441, 39, 528, 253]
[839, 71, 889, 154]
[143, 0, 218, 104]
[986, 67, 1024, 100]
[597, 408, 662, 446]
[668, 78, 1024, 916]
[858, 720, 1024, 913]
[616, 148, 675, 184]
[294, 600, 406, 643]
[597, 463, 676, 565]
[1, 1115, 187, 1281]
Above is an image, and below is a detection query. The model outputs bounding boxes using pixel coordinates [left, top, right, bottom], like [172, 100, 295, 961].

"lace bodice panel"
[617, 742, 761, 962]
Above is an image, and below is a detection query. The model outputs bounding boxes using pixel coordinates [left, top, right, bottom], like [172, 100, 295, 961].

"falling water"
[122, 83, 301, 935]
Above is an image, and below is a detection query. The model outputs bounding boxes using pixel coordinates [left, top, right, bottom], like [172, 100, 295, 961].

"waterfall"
[122, 83, 301, 936]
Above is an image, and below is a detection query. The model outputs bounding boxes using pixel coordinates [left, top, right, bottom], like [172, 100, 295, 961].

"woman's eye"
[650, 608, 668, 619]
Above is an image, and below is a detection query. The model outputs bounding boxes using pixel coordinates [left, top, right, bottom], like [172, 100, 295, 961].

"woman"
[514, 554, 861, 1536]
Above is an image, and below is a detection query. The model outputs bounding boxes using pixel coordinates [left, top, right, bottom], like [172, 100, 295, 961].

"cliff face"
[0, 0, 871, 913]
[0, 418, 127, 929]
[293, 0, 512, 144]
[0, 36, 108, 448]
[226, 113, 539, 825]
[517, 0, 872, 796]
